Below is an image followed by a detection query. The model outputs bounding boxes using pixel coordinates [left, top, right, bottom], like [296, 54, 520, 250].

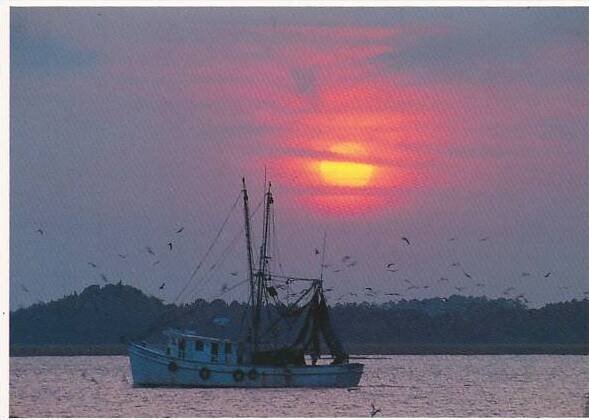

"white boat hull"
[129, 343, 363, 388]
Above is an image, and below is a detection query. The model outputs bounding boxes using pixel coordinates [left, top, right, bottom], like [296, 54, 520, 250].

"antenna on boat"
[319, 231, 327, 287]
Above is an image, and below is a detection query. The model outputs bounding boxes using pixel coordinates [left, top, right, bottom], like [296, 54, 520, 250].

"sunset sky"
[10, 7, 588, 308]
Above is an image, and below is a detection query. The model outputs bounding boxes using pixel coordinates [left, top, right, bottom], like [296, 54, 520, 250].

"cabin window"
[211, 342, 219, 362]
[225, 343, 232, 354]
[195, 340, 204, 351]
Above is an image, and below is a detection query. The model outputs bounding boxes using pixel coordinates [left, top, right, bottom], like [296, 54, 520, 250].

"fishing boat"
[128, 179, 363, 387]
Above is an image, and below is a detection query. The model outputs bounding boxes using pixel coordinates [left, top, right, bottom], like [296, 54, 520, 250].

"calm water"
[9, 355, 589, 417]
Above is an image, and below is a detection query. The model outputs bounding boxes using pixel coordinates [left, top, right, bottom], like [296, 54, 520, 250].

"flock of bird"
[22, 225, 189, 300]
[23, 226, 589, 309]
[305, 235, 580, 306]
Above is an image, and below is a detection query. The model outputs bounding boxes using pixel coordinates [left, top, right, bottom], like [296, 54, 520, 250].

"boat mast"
[253, 181, 273, 352]
[241, 178, 256, 352]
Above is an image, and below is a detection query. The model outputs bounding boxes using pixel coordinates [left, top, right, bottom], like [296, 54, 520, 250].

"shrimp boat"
[128, 179, 363, 387]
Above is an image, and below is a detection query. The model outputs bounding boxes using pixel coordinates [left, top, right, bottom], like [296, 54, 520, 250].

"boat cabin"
[164, 329, 241, 364]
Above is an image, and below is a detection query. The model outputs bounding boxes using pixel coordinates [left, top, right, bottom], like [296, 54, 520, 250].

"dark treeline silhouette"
[10, 283, 589, 355]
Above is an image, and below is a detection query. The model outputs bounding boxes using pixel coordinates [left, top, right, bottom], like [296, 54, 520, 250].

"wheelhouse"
[164, 329, 241, 364]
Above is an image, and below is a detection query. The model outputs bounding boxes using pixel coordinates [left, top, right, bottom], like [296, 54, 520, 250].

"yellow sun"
[318, 160, 374, 187]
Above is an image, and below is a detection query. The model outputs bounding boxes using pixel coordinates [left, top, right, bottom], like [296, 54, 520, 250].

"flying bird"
[544, 272, 551, 278]
[342, 256, 351, 262]
[448, 237, 456, 242]
[450, 262, 461, 268]
[153, 260, 160, 266]
[401, 237, 410, 245]
[117, 254, 127, 259]
[100, 273, 108, 283]
[463, 271, 472, 279]
[365, 287, 373, 291]
[88, 262, 98, 268]
[314, 248, 320, 255]
[370, 403, 382, 417]
[159, 282, 166, 290]
[230, 271, 238, 276]
[176, 226, 184, 233]
[168, 242, 173, 251]
[146, 246, 155, 256]
[35, 228, 44, 235]
[479, 237, 489, 242]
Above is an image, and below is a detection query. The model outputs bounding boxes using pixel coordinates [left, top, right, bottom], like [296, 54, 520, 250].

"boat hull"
[129, 343, 363, 388]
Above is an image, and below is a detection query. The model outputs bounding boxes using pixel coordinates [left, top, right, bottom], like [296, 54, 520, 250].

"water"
[9, 355, 589, 417]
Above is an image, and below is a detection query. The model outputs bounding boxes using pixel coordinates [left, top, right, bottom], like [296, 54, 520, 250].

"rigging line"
[179, 194, 264, 306]
[173, 190, 243, 304]
[267, 274, 320, 282]
[209, 278, 250, 301]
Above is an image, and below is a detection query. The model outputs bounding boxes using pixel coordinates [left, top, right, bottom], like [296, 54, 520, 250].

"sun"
[318, 160, 374, 187]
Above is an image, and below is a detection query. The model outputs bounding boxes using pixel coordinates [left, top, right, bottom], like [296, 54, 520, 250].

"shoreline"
[10, 343, 589, 357]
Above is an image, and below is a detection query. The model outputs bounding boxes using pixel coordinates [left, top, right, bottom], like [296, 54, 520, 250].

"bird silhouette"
[370, 403, 382, 417]
[117, 254, 127, 259]
[88, 262, 98, 268]
[168, 242, 173, 251]
[544, 272, 552, 278]
[146, 246, 155, 256]
[448, 237, 456, 241]
[159, 283, 166, 290]
[479, 236, 489, 242]
[365, 287, 373, 291]
[463, 271, 472, 279]
[35, 228, 44, 235]
[401, 237, 410, 245]
[450, 262, 461, 268]
[176, 227, 185, 233]
[230, 271, 238, 276]
[100, 274, 108, 283]
[342, 256, 351, 262]
[153, 260, 160, 266]
[314, 248, 320, 255]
